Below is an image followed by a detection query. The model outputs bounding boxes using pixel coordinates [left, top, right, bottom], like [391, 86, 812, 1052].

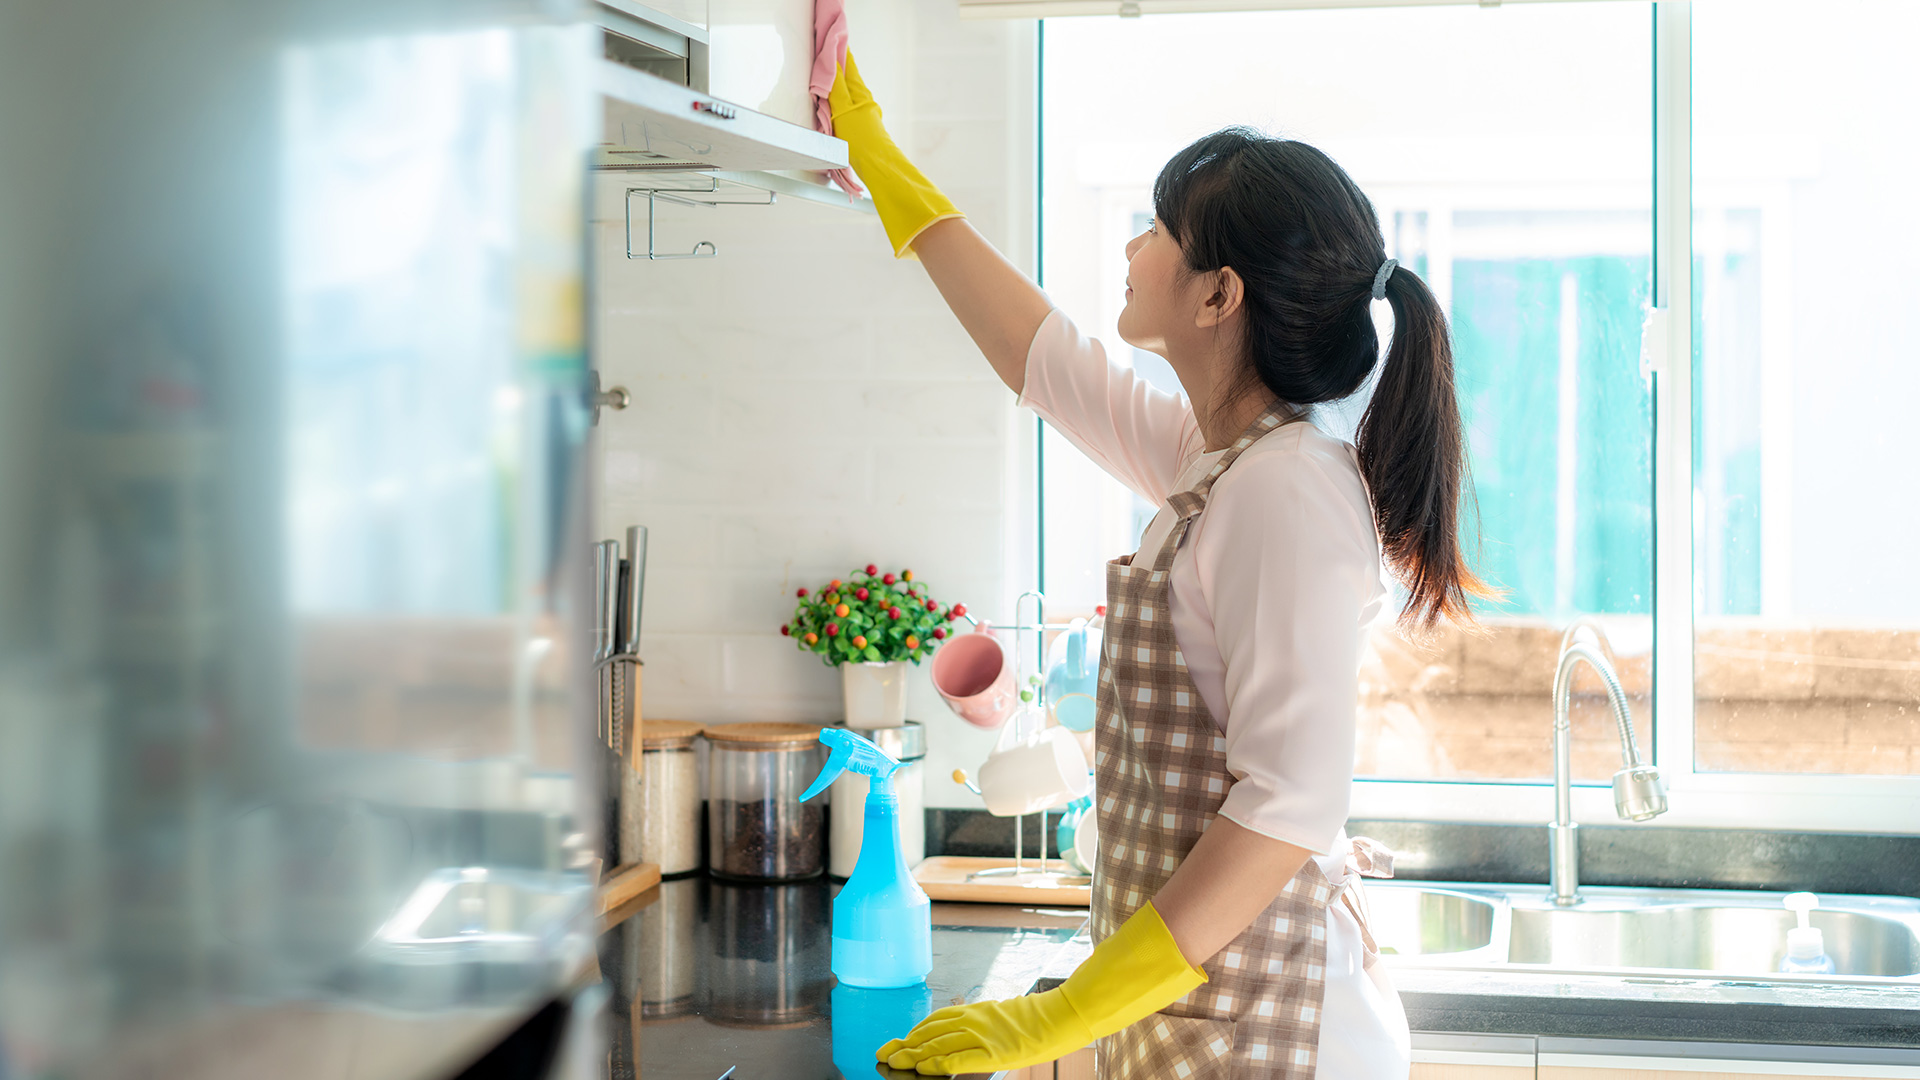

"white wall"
[594, 1, 1038, 809]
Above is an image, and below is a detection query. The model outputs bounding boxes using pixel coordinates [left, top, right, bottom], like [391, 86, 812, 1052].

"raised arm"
[830, 53, 1050, 395]
[911, 219, 1052, 395]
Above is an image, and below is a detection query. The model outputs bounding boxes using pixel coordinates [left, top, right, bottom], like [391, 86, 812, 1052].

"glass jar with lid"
[627, 719, 703, 876]
[705, 722, 826, 881]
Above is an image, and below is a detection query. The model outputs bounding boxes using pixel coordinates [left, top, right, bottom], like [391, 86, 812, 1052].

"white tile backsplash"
[597, 2, 1037, 810]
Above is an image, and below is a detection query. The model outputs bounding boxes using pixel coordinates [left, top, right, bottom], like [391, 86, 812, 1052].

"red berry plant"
[781, 566, 965, 666]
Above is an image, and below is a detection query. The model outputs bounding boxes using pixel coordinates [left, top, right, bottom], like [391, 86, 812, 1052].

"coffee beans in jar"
[704, 723, 826, 882]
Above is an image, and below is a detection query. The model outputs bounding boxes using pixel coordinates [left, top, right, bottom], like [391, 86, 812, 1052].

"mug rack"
[955, 590, 1093, 884]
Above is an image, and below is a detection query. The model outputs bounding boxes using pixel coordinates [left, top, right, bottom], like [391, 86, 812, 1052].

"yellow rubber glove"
[877, 902, 1207, 1076]
[828, 51, 965, 258]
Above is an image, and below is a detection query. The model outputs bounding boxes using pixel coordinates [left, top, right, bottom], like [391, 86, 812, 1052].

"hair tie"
[1371, 258, 1398, 301]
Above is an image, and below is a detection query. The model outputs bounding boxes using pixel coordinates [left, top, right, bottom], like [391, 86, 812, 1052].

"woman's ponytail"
[1357, 265, 1493, 631]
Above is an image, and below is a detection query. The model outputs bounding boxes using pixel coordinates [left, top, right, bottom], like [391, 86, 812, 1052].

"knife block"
[599, 655, 645, 858]
[594, 526, 658, 913]
[598, 656, 660, 915]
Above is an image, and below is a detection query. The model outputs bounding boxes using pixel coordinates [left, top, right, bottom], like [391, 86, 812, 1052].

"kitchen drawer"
[1413, 1032, 1537, 1080]
[1414, 1065, 1535, 1080]
[1539, 1060, 1920, 1080]
[1537, 1038, 1920, 1080]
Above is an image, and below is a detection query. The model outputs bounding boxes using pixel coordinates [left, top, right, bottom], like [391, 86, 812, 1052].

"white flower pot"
[841, 660, 909, 727]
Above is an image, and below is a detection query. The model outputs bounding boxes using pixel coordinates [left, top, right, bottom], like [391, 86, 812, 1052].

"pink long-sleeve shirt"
[1017, 310, 1387, 855]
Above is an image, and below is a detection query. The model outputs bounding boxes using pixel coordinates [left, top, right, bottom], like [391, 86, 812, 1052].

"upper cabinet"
[636, 0, 707, 28]
[593, 0, 848, 177]
[707, 0, 816, 131]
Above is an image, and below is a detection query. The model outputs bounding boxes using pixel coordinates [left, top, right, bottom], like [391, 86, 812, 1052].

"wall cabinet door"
[706, 0, 815, 128]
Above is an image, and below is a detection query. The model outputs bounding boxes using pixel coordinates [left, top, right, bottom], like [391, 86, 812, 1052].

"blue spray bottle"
[799, 727, 932, 988]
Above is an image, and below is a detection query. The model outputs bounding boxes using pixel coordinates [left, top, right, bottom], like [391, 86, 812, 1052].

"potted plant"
[782, 565, 968, 727]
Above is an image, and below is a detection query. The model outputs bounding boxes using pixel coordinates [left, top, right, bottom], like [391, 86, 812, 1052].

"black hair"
[1153, 126, 1491, 630]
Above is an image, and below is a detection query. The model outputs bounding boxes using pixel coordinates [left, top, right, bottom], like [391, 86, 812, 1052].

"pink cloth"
[810, 0, 865, 199]
[1015, 309, 1386, 855]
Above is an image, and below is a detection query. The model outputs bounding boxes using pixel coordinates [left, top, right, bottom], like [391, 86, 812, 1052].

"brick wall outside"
[1359, 617, 1920, 781]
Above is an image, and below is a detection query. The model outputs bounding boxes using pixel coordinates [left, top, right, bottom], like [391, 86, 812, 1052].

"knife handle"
[620, 525, 648, 657]
[593, 540, 619, 663]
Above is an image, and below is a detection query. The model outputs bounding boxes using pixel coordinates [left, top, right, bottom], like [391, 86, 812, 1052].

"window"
[1688, 0, 1920, 779]
[1038, 1, 1920, 831]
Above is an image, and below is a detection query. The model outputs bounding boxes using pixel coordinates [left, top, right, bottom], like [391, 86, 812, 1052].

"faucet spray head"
[1612, 764, 1668, 821]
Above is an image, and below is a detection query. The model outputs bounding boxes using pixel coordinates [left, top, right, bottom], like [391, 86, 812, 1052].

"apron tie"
[1334, 836, 1396, 970]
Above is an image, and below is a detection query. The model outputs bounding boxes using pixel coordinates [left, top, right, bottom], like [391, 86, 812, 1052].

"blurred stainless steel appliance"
[0, 4, 600, 1077]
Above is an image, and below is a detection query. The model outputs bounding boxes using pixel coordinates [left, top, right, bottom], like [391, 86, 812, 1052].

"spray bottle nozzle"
[800, 727, 904, 803]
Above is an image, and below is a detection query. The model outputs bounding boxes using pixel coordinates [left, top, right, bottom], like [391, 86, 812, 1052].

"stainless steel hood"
[598, 59, 850, 175]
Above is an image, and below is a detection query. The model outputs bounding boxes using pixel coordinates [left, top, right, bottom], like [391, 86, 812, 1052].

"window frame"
[1035, 0, 1920, 835]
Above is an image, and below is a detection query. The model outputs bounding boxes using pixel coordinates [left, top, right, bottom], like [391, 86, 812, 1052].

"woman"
[830, 54, 1485, 1080]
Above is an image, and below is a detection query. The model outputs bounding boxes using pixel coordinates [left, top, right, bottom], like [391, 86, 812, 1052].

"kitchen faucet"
[1550, 618, 1668, 906]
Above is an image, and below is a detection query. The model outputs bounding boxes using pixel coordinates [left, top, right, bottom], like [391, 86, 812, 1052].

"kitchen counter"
[598, 876, 1089, 1080]
[600, 877, 1920, 1080]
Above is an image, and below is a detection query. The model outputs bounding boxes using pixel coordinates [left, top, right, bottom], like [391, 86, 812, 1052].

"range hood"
[598, 60, 849, 175]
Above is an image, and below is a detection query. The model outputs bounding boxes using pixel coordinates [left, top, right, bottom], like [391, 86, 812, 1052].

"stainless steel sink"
[1507, 899, 1920, 977]
[1366, 882, 1920, 981]
[1366, 887, 1501, 958]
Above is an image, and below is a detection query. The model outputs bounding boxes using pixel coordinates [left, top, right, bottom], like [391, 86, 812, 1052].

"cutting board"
[913, 856, 1090, 907]
[597, 861, 661, 915]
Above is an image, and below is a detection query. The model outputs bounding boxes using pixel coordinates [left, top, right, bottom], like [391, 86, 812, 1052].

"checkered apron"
[1092, 406, 1339, 1079]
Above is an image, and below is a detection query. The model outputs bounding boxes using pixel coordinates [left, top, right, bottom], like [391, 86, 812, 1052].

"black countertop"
[598, 876, 1089, 1080]
[601, 876, 1920, 1080]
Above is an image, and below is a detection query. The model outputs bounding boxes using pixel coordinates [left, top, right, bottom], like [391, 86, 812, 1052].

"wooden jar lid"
[639, 719, 705, 750]
[701, 722, 823, 749]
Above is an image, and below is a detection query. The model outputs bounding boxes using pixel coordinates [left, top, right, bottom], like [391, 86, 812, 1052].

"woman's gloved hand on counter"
[828, 51, 965, 258]
[877, 901, 1207, 1076]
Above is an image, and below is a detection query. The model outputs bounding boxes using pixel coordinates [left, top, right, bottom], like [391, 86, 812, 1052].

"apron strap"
[1151, 402, 1303, 573]
[1337, 836, 1397, 970]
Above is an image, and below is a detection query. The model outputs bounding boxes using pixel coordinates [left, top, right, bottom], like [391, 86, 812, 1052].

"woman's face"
[1116, 217, 1186, 356]
[1118, 216, 1237, 366]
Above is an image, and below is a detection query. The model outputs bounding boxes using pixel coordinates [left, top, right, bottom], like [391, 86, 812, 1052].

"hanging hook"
[626, 189, 718, 261]
[622, 181, 776, 261]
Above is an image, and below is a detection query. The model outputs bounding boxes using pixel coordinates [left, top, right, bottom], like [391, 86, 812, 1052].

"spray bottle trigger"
[799, 736, 854, 803]
[799, 727, 903, 803]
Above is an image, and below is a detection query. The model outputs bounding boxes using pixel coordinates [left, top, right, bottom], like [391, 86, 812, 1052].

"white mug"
[977, 723, 1091, 817]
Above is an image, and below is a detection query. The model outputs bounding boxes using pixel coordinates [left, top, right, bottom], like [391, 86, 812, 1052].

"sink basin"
[1364, 882, 1920, 981]
[1508, 902, 1920, 977]
[1366, 887, 1500, 957]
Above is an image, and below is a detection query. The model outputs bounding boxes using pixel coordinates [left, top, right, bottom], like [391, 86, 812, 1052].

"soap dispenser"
[1779, 892, 1837, 974]
[800, 727, 932, 988]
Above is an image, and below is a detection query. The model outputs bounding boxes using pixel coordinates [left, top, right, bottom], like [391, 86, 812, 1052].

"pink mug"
[929, 624, 1018, 729]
